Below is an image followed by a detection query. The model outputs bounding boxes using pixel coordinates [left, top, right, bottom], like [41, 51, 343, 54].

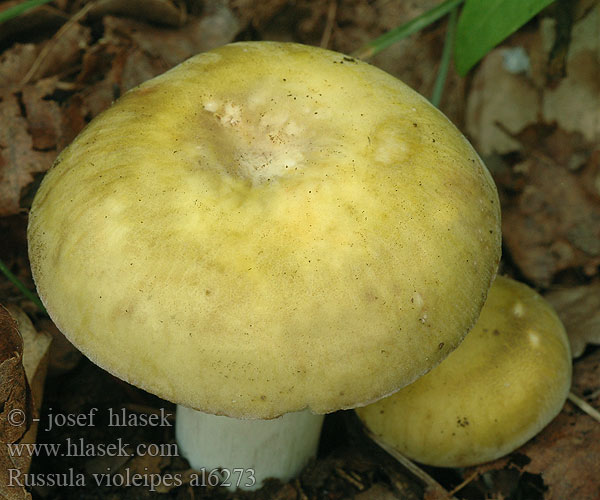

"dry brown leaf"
[0, 75, 83, 217]
[0, 306, 30, 443]
[229, 0, 288, 31]
[4, 306, 51, 475]
[24, 21, 91, 84]
[545, 282, 600, 357]
[21, 80, 64, 151]
[18, 77, 84, 155]
[543, 3, 600, 143]
[70, 5, 240, 121]
[15, 307, 51, 401]
[0, 90, 56, 216]
[467, 3, 599, 156]
[501, 146, 600, 286]
[0, 1, 67, 46]
[466, 48, 540, 155]
[0, 44, 38, 87]
[515, 349, 600, 500]
[355, 483, 399, 500]
[0, 305, 32, 500]
[103, 1, 239, 73]
[75, 41, 129, 118]
[88, 0, 186, 27]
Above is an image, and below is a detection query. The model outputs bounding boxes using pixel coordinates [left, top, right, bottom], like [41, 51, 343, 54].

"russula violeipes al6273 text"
[27, 42, 501, 489]
[356, 275, 572, 468]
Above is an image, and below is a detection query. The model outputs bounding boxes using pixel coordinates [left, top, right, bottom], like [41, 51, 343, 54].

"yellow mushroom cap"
[27, 42, 500, 419]
[356, 276, 572, 467]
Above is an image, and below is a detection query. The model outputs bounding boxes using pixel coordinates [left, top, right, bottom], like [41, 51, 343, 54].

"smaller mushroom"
[355, 275, 572, 467]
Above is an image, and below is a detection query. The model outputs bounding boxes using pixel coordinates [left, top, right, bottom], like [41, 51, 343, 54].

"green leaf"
[0, 0, 55, 24]
[454, 0, 556, 75]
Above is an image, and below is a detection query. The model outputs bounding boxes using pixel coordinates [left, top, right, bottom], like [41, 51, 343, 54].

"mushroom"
[356, 275, 572, 468]
[27, 42, 501, 489]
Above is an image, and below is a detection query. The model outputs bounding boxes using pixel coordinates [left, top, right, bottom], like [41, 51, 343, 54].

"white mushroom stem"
[175, 406, 325, 490]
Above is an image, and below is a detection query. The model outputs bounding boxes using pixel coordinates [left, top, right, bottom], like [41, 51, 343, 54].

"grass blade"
[0, 0, 56, 24]
[352, 0, 464, 60]
[431, 7, 458, 107]
[0, 259, 47, 314]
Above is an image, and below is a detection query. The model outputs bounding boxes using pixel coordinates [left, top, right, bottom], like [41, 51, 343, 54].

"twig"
[366, 429, 458, 499]
[568, 391, 600, 423]
[20, 1, 95, 86]
[335, 467, 365, 490]
[351, 0, 464, 60]
[320, 0, 337, 49]
[431, 6, 458, 108]
[447, 469, 479, 497]
[588, 388, 600, 400]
